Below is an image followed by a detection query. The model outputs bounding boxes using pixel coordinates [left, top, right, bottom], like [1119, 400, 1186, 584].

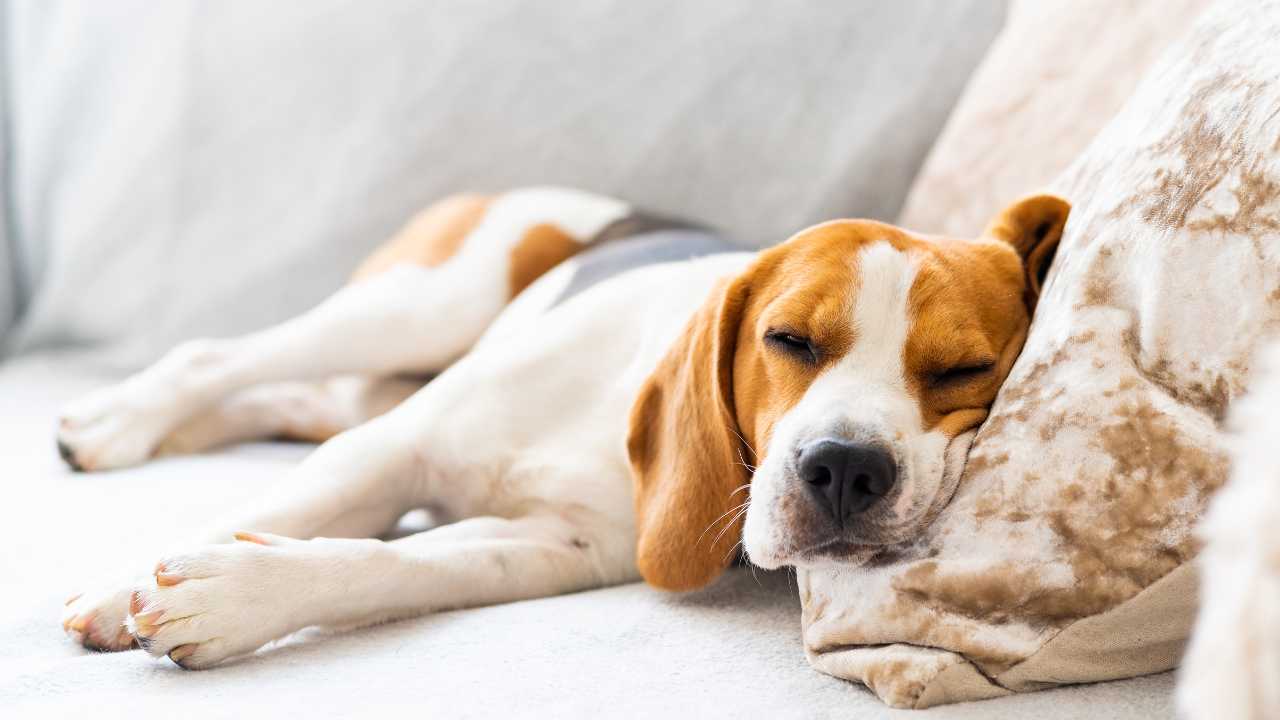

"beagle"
[57, 186, 1068, 668]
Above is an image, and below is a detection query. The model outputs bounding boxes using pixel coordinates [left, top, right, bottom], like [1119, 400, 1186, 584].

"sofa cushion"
[800, 0, 1280, 707]
[3, 0, 1004, 368]
[896, 0, 1209, 237]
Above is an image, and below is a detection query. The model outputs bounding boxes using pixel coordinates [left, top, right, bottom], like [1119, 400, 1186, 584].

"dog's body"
[58, 186, 1067, 669]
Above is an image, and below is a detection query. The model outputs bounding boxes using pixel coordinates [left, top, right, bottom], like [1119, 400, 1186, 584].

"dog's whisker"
[696, 501, 750, 547]
[728, 482, 751, 498]
[737, 443, 752, 476]
[710, 505, 750, 548]
[722, 539, 745, 565]
[726, 425, 759, 465]
[711, 504, 747, 548]
[710, 502, 750, 549]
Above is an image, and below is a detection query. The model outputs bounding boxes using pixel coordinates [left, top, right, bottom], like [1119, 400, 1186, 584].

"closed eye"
[764, 330, 818, 364]
[929, 360, 995, 388]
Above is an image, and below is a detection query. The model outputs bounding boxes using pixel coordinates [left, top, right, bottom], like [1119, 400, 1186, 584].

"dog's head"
[627, 195, 1070, 590]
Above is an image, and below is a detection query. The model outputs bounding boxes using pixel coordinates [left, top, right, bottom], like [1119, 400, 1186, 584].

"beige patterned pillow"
[897, 0, 1209, 237]
[801, 0, 1280, 708]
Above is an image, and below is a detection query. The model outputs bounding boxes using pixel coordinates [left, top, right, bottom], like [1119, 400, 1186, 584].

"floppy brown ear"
[626, 274, 752, 592]
[982, 193, 1071, 311]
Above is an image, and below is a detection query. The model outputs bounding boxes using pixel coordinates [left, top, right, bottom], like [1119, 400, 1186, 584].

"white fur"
[1179, 340, 1280, 720]
[60, 223, 754, 665]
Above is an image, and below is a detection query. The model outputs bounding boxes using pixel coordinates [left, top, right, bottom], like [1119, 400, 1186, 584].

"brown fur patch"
[507, 223, 584, 298]
[351, 194, 490, 280]
[905, 196, 1069, 435]
[729, 230, 858, 451]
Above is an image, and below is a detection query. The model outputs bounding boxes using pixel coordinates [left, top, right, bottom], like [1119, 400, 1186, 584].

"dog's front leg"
[62, 401, 425, 651]
[127, 513, 623, 669]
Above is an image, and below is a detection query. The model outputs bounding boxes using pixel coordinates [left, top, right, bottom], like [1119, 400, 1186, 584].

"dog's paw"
[57, 385, 172, 471]
[55, 343, 224, 471]
[61, 584, 139, 652]
[128, 533, 309, 669]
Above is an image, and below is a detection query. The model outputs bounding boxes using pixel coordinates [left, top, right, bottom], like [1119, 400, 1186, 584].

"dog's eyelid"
[763, 328, 819, 363]
[927, 357, 996, 385]
[763, 327, 808, 345]
[959, 356, 996, 371]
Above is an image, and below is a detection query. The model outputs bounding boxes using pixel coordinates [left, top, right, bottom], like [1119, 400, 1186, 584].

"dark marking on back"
[550, 222, 742, 308]
[590, 209, 709, 244]
[550, 230, 741, 308]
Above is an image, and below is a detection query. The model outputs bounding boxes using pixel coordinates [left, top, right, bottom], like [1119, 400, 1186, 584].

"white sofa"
[0, 2, 1179, 716]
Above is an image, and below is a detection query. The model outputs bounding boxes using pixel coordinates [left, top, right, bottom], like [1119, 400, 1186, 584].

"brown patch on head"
[508, 223, 585, 298]
[903, 243, 1021, 435]
[904, 195, 1071, 436]
[731, 198, 1064, 452]
[727, 225, 860, 451]
[351, 194, 490, 280]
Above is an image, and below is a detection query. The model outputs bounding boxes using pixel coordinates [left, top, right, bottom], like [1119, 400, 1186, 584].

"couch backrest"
[1, 0, 1003, 366]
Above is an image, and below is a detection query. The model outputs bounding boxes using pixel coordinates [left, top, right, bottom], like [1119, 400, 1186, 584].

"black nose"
[799, 439, 897, 522]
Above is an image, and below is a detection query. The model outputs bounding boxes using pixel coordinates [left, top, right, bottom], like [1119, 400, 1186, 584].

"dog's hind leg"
[154, 376, 421, 456]
[56, 188, 629, 471]
[54, 260, 495, 472]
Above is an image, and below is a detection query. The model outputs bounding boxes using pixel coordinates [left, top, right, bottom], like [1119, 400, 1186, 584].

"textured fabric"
[0, 1, 15, 348]
[896, 0, 1209, 237]
[801, 0, 1280, 707]
[0, 352, 1180, 718]
[2, 0, 1004, 368]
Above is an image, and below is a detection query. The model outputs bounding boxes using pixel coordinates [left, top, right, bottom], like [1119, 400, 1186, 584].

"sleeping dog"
[58, 187, 1067, 668]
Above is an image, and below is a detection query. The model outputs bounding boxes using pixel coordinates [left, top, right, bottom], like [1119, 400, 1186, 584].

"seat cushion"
[0, 351, 1181, 718]
[896, 0, 1209, 237]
